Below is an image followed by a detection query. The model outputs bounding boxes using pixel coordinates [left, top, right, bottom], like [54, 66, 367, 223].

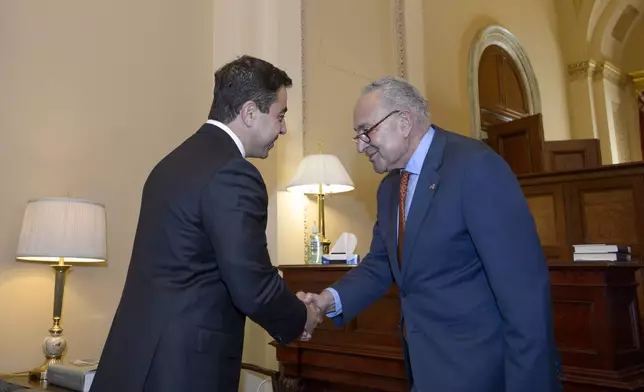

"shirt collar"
[206, 119, 246, 157]
[404, 126, 435, 175]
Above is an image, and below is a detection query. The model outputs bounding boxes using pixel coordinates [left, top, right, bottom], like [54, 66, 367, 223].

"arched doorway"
[478, 44, 530, 133]
[468, 26, 541, 140]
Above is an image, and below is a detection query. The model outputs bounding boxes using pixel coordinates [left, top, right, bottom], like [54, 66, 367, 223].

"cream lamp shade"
[286, 154, 355, 194]
[16, 197, 107, 263]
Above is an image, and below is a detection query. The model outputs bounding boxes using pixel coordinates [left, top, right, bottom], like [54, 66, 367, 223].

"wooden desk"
[0, 375, 72, 391]
[277, 262, 644, 392]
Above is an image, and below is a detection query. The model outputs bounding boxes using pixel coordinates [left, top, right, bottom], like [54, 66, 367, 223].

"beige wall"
[422, 0, 572, 141]
[0, 0, 214, 373]
[623, 19, 644, 72]
[301, 0, 398, 258]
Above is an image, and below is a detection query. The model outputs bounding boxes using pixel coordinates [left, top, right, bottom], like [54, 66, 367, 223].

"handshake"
[296, 289, 336, 341]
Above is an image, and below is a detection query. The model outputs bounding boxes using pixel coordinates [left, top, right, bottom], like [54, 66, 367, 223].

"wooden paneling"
[486, 113, 545, 175]
[523, 184, 568, 260]
[544, 139, 602, 172]
[566, 177, 644, 256]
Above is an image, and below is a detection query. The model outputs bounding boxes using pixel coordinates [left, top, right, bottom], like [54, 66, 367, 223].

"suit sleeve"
[329, 179, 393, 325]
[462, 149, 560, 391]
[201, 158, 306, 345]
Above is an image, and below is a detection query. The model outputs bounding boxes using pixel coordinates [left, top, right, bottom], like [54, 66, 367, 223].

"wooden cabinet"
[550, 262, 644, 391]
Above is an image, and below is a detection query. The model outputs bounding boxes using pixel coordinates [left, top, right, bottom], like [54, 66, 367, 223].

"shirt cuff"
[324, 287, 343, 317]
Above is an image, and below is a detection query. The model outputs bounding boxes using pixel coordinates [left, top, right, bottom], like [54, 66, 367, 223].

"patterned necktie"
[398, 170, 410, 266]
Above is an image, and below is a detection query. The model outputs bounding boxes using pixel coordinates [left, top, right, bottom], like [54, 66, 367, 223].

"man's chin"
[371, 161, 386, 174]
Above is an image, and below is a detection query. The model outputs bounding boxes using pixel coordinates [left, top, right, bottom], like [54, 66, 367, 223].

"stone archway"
[468, 25, 541, 140]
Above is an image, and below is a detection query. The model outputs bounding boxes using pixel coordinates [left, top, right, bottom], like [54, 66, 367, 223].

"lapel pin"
[430, 183, 437, 190]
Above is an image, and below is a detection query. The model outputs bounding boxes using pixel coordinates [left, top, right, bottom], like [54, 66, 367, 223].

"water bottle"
[307, 221, 322, 264]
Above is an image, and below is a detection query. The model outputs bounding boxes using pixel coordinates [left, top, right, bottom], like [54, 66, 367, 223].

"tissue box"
[323, 232, 359, 264]
[322, 253, 360, 265]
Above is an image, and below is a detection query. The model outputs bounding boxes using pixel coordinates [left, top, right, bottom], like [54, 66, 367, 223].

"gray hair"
[361, 76, 429, 123]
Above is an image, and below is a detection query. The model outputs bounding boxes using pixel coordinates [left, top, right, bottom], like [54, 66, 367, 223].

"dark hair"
[208, 55, 293, 123]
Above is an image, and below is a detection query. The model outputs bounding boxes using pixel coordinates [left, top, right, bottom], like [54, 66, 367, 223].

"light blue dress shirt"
[325, 126, 435, 317]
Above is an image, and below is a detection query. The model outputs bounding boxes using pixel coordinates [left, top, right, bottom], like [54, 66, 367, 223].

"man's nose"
[357, 139, 369, 153]
[281, 122, 287, 135]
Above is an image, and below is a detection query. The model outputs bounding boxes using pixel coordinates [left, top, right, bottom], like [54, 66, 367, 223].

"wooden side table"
[0, 375, 73, 392]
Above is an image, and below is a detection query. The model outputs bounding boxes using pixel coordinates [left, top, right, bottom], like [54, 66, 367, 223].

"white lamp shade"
[287, 154, 355, 194]
[16, 197, 107, 263]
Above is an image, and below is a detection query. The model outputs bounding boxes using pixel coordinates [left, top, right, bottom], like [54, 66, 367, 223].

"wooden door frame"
[468, 25, 541, 140]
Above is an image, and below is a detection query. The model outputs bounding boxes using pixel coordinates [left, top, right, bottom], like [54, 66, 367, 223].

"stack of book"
[573, 244, 631, 262]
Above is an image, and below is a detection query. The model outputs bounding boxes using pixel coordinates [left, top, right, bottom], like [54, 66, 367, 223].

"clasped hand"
[295, 290, 335, 341]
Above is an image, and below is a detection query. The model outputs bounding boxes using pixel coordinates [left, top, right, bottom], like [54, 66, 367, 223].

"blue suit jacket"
[330, 127, 561, 391]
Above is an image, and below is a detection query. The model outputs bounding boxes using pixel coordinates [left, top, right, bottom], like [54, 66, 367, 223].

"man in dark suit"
[90, 55, 321, 392]
[302, 77, 561, 391]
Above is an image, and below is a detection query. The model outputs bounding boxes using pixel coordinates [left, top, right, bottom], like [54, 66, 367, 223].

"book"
[47, 362, 97, 392]
[573, 244, 631, 254]
[573, 252, 631, 262]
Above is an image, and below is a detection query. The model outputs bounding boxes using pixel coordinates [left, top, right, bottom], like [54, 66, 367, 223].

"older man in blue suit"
[302, 77, 561, 391]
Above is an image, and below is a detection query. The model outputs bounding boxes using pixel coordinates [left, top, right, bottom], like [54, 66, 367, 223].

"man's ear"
[240, 101, 257, 127]
[400, 110, 413, 138]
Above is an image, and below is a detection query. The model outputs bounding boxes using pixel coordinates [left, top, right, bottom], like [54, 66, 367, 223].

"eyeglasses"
[353, 110, 400, 144]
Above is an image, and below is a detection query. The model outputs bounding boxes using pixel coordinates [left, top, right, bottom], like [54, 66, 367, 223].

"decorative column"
[567, 60, 599, 140]
[594, 62, 636, 164]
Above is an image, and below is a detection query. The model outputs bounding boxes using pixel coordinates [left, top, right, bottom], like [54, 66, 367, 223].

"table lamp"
[15, 197, 107, 380]
[287, 153, 354, 254]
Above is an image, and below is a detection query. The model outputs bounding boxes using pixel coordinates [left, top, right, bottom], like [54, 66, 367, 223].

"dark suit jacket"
[90, 123, 306, 392]
[331, 127, 561, 391]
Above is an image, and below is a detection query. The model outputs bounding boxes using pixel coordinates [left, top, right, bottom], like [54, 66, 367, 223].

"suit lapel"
[401, 127, 446, 279]
[386, 170, 403, 283]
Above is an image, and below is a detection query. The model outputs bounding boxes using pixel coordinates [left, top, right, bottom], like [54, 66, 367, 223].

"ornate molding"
[393, 0, 406, 78]
[468, 25, 542, 140]
[570, 60, 631, 87]
[594, 61, 628, 86]
[567, 60, 598, 81]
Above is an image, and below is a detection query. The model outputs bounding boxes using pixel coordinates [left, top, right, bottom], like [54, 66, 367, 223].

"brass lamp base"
[320, 236, 331, 255]
[29, 357, 62, 381]
[30, 261, 70, 381]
